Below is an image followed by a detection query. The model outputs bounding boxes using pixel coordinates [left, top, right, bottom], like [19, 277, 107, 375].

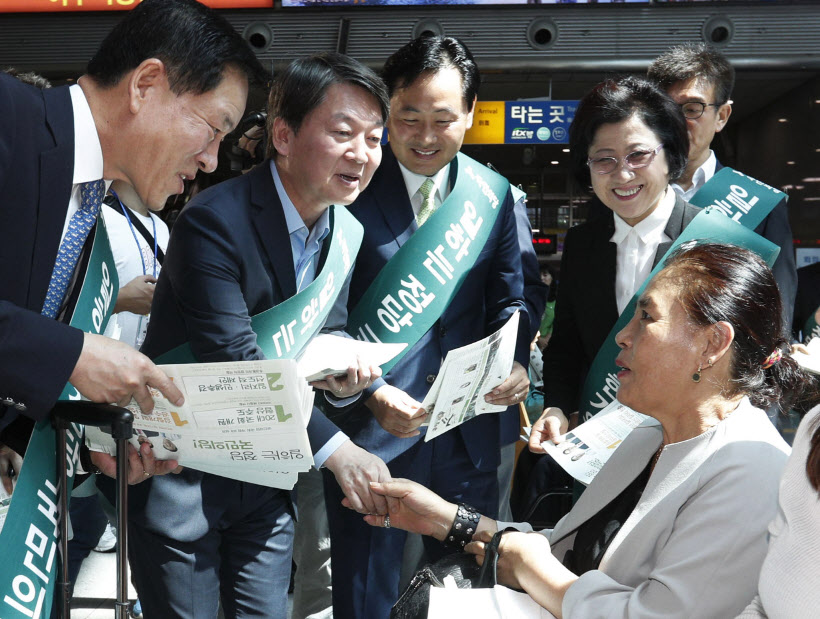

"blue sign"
[504, 100, 578, 145]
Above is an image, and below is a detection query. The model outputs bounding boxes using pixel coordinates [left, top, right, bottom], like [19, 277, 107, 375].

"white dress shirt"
[611, 189, 676, 315]
[398, 161, 450, 218]
[671, 150, 717, 202]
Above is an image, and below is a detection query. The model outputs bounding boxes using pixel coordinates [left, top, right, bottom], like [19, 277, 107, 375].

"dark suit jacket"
[543, 195, 700, 416]
[332, 146, 532, 472]
[135, 162, 346, 539]
[0, 75, 84, 451]
[793, 261, 820, 340]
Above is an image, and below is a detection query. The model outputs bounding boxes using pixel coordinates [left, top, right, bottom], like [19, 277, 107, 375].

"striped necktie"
[42, 179, 105, 319]
[416, 177, 437, 227]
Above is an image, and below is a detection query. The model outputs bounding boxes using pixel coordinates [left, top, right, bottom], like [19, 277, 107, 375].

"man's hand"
[0, 443, 22, 495]
[113, 275, 157, 315]
[69, 332, 184, 415]
[90, 441, 180, 486]
[311, 356, 381, 399]
[365, 385, 426, 438]
[484, 361, 529, 407]
[325, 440, 391, 515]
[528, 407, 569, 452]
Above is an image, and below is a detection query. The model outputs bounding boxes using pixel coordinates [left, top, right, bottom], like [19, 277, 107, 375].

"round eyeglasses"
[680, 101, 722, 120]
[586, 144, 664, 176]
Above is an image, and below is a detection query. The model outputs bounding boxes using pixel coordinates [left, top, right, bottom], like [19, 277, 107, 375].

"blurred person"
[133, 53, 392, 619]
[365, 242, 815, 619]
[648, 42, 796, 325]
[737, 398, 820, 618]
[321, 34, 545, 619]
[792, 260, 820, 343]
[0, 0, 266, 481]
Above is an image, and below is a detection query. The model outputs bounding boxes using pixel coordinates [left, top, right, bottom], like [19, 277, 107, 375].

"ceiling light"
[551, 161, 559, 165]
[787, 161, 796, 165]
[778, 118, 788, 123]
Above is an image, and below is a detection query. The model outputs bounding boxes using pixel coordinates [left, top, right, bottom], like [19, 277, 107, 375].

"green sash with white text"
[345, 152, 510, 374]
[0, 218, 118, 619]
[577, 168, 786, 421]
[157, 205, 362, 365]
[803, 310, 820, 345]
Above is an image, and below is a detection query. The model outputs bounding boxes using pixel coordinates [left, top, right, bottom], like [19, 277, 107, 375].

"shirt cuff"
[324, 391, 360, 408]
[312, 431, 348, 468]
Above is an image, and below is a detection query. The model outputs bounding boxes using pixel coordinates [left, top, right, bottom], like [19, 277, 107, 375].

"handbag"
[390, 529, 505, 619]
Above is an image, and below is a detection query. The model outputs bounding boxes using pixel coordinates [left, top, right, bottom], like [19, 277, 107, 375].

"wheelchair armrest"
[51, 401, 133, 439]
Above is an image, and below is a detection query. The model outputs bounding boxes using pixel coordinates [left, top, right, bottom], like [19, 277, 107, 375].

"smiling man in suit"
[320, 35, 545, 619]
[134, 53, 393, 618]
[0, 0, 267, 479]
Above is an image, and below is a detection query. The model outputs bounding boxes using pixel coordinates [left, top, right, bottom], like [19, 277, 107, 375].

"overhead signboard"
[0, 0, 272, 12]
[464, 100, 578, 145]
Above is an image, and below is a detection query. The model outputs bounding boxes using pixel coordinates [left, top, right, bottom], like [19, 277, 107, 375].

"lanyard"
[111, 189, 158, 278]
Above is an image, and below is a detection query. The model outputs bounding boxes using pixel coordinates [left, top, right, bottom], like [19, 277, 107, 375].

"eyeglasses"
[680, 101, 722, 120]
[586, 144, 664, 176]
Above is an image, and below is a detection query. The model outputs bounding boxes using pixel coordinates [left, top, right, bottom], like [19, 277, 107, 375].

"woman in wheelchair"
[360, 242, 818, 619]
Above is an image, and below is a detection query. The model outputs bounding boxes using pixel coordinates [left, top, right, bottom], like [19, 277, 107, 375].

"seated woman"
[541, 75, 696, 435]
[737, 399, 820, 618]
[361, 242, 816, 619]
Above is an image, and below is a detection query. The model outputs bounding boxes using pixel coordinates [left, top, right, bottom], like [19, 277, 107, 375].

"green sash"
[157, 205, 363, 365]
[0, 218, 118, 619]
[346, 152, 510, 374]
[686, 167, 788, 226]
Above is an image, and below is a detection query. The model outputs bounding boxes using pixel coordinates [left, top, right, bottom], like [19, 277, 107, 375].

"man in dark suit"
[321, 36, 545, 619]
[0, 0, 266, 480]
[648, 42, 797, 325]
[134, 53, 393, 618]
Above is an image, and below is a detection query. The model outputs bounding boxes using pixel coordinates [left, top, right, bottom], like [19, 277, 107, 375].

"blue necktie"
[42, 179, 105, 319]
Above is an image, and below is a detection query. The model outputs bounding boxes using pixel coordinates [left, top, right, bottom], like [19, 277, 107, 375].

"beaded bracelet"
[444, 503, 481, 549]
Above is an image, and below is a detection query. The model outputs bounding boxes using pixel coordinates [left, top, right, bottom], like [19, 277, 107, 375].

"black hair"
[648, 42, 735, 106]
[382, 35, 480, 109]
[3, 67, 51, 89]
[661, 241, 818, 413]
[86, 0, 268, 95]
[569, 75, 688, 191]
[266, 52, 389, 158]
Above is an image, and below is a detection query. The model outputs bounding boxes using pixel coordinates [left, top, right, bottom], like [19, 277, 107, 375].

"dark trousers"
[129, 480, 294, 619]
[324, 430, 500, 619]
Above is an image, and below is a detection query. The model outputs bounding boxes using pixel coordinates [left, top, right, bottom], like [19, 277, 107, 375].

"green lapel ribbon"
[802, 311, 820, 345]
[156, 205, 363, 365]
[0, 217, 118, 619]
[577, 168, 786, 422]
[345, 152, 511, 374]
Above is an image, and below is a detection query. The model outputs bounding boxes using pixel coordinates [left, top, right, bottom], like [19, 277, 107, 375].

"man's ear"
[271, 117, 295, 157]
[465, 96, 477, 130]
[714, 101, 732, 134]
[127, 58, 168, 114]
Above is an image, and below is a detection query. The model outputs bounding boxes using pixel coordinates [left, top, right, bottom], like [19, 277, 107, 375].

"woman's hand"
[362, 479, 459, 541]
[529, 407, 569, 452]
[90, 441, 180, 485]
[467, 529, 576, 618]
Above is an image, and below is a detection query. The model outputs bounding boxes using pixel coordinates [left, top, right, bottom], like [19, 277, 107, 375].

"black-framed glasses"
[680, 101, 722, 120]
[587, 144, 664, 176]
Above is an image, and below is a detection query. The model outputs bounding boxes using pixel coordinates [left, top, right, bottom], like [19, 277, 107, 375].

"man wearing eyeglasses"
[648, 42, 796, 322]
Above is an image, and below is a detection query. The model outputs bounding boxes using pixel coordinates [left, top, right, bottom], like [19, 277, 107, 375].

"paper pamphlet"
[542, 400, 648, 486]
[428, 584, 556, 619]
[85, 359, 315, 490]
[423, 311, 520, 442]
[791, 337, 820, 375]
[296, 334, 407, 382]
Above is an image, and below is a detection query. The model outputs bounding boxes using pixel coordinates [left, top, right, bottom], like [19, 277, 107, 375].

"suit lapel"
[550, 420, 662, 546]
[652, 194, 691, 268]
[29, 85, 75, 309]
[590, 212, 619, 320]
[369, 146, 417, 248]
[249, 163, 297, 300]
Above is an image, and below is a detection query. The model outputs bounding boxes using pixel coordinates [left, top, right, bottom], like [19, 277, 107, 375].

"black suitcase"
[51, 402, 133, 619]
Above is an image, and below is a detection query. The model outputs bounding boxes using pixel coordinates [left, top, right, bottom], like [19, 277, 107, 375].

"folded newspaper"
[297, 334, 406, 382]
[423, 311, 519, 442]
[86, 359, 315, 490]
[542, 400, 648, 486]
[791, 336, 820, 375]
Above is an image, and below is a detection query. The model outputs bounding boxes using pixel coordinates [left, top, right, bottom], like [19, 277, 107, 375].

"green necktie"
[416, 177, 437, 227]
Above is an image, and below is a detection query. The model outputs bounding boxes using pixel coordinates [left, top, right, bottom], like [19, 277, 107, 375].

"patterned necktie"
[42, 179, 105, 319]
[416, 177, 437, 227]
